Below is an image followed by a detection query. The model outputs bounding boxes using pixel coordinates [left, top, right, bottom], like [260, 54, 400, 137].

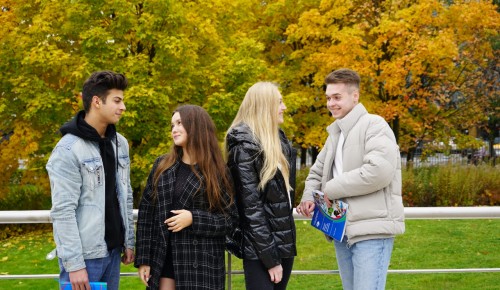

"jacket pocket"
[348, 189, 388, 222]
[118, 155, 130, 185]
[76, 204, 104, 251]
[81, 158, 103, 190]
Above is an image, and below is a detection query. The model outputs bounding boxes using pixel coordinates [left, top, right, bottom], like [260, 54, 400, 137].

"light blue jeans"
[59, 248, 121, 290]
[334, 237, 394, 290]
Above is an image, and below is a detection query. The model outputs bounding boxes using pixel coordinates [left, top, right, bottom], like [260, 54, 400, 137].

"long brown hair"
[152, 105, 233, 212]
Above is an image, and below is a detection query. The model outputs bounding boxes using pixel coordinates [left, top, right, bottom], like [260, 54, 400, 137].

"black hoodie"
[60, 110, 124, 251]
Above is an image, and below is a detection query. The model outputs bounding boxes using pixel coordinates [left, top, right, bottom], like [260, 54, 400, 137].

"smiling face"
[171, 112, 188, 149]
[325, 83, 359, 119]
[96, 88, 126, 124]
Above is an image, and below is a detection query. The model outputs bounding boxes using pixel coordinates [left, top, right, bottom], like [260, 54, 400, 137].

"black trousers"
[243, 257, 294, 290]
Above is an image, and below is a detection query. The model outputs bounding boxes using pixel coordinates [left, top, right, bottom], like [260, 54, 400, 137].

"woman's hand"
[165, 210, 193, 232]
[268, 264, 283, 284]
[138, 265, 151, 286]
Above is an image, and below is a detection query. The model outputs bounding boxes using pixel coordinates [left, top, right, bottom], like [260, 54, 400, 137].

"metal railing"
[1, 207, 500, 288]
[2, 207, 499, 224]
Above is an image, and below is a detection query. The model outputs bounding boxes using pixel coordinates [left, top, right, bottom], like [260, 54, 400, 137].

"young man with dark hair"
[297, 68, 405, 290]
[47, 70, 135, 290]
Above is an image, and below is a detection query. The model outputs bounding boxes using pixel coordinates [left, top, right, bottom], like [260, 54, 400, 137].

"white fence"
[1, 207, 499, 287]
[2, 207, 500, 224]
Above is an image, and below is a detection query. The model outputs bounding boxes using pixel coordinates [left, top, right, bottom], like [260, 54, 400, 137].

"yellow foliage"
[0, 121, 43, 196]
[284, 0, 499, 150]
[0, 0, 498, 199]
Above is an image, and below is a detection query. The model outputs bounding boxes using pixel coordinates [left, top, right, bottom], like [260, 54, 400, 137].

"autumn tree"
[237, 0, 326, 165]
[1, 0, 498, 203]
[0, 0, 272, 200]
[284, 0, 499, 161]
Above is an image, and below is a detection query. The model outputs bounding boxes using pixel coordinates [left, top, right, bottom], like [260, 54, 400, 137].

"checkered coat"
[135, 157, 236, 289]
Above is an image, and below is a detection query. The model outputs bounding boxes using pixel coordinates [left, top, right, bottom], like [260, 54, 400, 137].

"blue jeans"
[334, 238, 394, 290]
[59, 248, 121, 290]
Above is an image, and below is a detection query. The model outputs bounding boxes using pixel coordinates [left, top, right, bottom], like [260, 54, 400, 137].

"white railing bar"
[2, 268, 500, 280]
[1, 207, 499, 224]
[233, 268, 500, 274]
[1, 208, 499, 285]
[394, 207, 500, 220]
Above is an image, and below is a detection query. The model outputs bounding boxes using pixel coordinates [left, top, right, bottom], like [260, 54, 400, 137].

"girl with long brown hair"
[135, 105, 237, 290]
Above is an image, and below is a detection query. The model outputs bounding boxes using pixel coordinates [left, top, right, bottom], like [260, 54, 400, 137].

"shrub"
[403, 164, 500, 206]
[0, 185, 51, 210]
[0, 185, 52, 240]
[295, 164, 499, 207]
[293, 167, 309, 206]
[402, 166, 439, 206]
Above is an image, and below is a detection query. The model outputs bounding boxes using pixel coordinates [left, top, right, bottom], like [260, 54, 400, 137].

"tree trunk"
[300, 147, 307, 169]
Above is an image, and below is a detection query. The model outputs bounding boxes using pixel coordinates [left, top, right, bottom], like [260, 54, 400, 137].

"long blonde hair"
[228, 82, 291, 192]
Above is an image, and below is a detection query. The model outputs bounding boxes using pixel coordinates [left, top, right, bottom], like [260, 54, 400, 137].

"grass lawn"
[0, 219, 498, 289]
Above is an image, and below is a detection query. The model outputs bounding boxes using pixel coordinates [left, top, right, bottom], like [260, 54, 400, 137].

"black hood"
[225, 123, 261, 152]
[225, 122, 289, 153]
[60, 110, 116, 141]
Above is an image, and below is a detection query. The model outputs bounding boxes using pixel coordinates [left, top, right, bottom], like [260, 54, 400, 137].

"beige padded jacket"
[302, 103, 405, 245]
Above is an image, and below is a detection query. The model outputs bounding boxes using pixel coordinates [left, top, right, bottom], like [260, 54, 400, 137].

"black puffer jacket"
[226, 123, 297, 269]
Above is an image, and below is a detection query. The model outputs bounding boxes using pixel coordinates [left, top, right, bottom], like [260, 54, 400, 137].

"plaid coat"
[135, 157, 236, 289]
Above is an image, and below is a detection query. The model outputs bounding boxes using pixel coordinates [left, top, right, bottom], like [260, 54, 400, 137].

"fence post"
[227, 252, 232, 290]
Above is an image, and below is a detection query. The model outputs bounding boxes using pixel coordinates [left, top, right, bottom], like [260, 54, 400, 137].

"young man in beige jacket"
[297, 68, 405, 290]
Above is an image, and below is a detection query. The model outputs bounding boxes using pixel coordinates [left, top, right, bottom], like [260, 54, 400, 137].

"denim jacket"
[46, 133, 135, 272]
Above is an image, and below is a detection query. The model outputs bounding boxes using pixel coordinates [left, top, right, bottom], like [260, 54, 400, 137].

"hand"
[296, 201, 315, 217]
[323, 194, 332, 208]
[165, 210, 193, 232]
[268, 264, 283, 284]
[138, 265, 151, 287]
[121, 248, 135, 265]
[68, 268, 90, 290]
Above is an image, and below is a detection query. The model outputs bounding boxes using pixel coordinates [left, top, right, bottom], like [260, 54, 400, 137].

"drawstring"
[115, 134, 118, 172]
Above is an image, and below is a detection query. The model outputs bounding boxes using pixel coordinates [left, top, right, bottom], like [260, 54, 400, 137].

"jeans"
[59, 248, 121, 290]
[334, 238, 394, 290]
[243, 258, 294, 290]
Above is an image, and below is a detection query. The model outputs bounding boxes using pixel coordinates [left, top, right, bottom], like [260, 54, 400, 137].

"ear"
[92, 96, 101, 108]
[353, 90, 360, 103]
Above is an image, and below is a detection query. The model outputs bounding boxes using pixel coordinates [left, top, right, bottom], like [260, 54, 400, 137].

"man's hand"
[121, 248, 134, 265]
[323, 194, 332, 208]
[69, 268, 90, 290]
[296, 201, 315, 217]
[268, 264, 283, 284]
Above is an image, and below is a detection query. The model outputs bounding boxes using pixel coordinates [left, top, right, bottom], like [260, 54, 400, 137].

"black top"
[173, 161, 193, 209]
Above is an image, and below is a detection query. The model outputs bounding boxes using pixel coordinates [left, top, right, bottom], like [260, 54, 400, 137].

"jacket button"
[193, 262, 198, 268]
[193, 240, 198, 245]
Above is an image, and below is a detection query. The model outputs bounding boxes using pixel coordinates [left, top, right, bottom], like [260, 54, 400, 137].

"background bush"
[0, 185, 51, 211]
[3, 165, 499, 210]
[0, 185, 52, 240]
[402, 164, 500, 206]
[294, 164, 500, 207]
[1, 163, 498, 240]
